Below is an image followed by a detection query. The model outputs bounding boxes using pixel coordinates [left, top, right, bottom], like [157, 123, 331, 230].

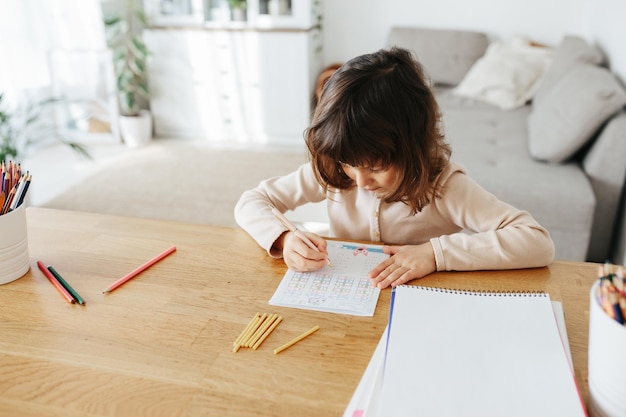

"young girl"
[234, 47, 555, 289]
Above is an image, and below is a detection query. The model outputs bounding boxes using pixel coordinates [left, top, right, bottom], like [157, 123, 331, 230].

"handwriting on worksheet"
[269, 241, 388, 316]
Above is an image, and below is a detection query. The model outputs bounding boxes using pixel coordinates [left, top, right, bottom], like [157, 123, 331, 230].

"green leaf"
[131, 37, 148, 56]
[134, 9, 150, 27]
[133, 58, 145, 74]
[102, 0, 150, 118]
[65, 142, 92, 160]
[103, 16, 122, 27]
[137, 82, 149, 97]
[113, 49, 126, 61]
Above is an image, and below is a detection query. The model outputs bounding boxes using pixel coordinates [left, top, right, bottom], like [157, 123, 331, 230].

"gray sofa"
[387, 27, 626, 263]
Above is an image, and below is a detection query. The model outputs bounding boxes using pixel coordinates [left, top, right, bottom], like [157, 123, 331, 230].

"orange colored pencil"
[102, 245, 176, 294]
[0, 184, 16, 214]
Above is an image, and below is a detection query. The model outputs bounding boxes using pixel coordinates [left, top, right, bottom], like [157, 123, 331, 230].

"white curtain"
[0, 0, 107, 105]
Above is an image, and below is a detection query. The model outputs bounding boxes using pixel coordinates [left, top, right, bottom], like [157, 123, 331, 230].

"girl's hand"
[278, 231, 329, 272]
[369, 243, 436, 289]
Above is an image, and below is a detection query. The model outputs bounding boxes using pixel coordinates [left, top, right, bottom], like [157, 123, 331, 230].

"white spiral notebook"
[345, 285, 587, 417]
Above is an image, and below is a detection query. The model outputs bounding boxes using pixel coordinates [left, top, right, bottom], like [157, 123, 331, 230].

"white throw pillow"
[453, 37, 552, 110]
[533, 35, 605, 106]
[528, 64, 626, 163]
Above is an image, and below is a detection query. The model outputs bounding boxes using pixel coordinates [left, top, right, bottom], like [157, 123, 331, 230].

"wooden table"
[0, 208, 598, 416]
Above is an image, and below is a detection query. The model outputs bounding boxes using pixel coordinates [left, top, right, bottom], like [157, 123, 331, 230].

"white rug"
[42, 141, 310, 228]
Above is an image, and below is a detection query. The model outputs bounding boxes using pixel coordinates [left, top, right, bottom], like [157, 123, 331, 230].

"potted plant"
[103, 0, 152, 148]
[0, 93, 89, 163]
[229, 0, 247, 21]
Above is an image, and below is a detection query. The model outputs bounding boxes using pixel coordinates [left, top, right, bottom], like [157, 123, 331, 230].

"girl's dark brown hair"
[306, 47, 451, 214]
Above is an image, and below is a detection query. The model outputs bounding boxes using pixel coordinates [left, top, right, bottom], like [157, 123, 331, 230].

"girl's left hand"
[369, 243, 436, 289]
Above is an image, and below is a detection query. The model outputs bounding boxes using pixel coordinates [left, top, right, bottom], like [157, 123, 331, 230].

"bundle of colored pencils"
[596, 263, 626, 325]
[1, 161, 31, 215]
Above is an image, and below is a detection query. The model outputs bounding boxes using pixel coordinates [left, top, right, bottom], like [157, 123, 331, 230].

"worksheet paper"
[269, 240, 388, 316]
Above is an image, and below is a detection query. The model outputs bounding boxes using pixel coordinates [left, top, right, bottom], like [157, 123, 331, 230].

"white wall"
[322, 0, 626, 85]
[585, 0, 626, 85]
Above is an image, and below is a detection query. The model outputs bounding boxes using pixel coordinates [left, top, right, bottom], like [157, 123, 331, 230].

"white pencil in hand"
[269, 205, 332, 267]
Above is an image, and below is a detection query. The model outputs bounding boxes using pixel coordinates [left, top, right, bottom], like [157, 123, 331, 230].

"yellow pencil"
[252, 315, 283, 350]
[233, 312, 261, 352]
[269, 205, 332, 267]
[274, 325, 320, 355]
[247, 313, 277, 348]
[243, 313, 268, 348]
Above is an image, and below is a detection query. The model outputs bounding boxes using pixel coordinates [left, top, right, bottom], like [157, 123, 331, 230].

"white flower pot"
[119, 110, 153, 148]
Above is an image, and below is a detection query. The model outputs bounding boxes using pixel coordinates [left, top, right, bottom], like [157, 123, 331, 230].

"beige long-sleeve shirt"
[234, 162, 555, 271]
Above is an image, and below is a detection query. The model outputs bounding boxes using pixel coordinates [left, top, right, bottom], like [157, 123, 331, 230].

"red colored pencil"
[37, 260, 76, 304]
[102, 245, 176, 294]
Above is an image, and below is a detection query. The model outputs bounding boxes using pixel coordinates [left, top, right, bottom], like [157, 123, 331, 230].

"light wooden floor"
[23, 138, 329, 231]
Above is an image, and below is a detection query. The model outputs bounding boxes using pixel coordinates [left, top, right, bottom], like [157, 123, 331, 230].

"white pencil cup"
[0, 204, 30, 285]
[588, 280, 626, 417]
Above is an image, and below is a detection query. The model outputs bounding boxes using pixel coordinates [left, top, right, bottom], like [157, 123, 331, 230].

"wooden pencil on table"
[37, 261, 75, 304]
[47, 265, 86, 305]
[243, 313, 268, 348]
[274, 325, 320, 355]
[233, 313, 283, 352]
[102, 245, 176, 294]
[233, 313, 261, 353]
[247, 313, 278, 348]
[252, 315, 283, 350]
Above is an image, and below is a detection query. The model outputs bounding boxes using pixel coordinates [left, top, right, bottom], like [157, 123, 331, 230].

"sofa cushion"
[583, 112, 626, 262]
[453, 37, 552, 110]
[527, 64, 626, 163]
[387, 27, 489, 86]
[533, 35, 605, 106]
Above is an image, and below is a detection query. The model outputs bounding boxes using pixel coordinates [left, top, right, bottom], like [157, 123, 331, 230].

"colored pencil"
[47, 265, 86, 305]
[252, 315, 283, 350]
[14, 173, 31, 208]
[1, 184, 16, 214]
[233, 312, 261, 352]
[243, 313, 268, 348]
[274, 325, 320, 355]
[248, 313, 278, 348]
[269, 205, 332, 266]
[37, 260, 75, 304]
[102, 245, 177, 294]
[9, 174, 26, 211]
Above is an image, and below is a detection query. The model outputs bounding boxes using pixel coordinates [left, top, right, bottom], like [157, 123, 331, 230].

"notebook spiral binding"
[402, 285, 546, 297]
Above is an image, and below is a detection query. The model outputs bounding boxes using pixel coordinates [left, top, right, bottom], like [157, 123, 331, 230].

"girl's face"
[340, 163, 399, 196]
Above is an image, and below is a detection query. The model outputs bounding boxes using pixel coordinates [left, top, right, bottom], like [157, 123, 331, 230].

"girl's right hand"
[278, 231, 329, 272]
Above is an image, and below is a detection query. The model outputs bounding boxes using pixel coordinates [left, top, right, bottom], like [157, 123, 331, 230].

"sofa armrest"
[582, 111, 626, 262]
[386, 26, 489, 86]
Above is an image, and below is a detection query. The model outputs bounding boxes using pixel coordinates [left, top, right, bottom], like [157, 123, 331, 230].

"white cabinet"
[145, 27, 322, 145]
[144, 0, 322, 29]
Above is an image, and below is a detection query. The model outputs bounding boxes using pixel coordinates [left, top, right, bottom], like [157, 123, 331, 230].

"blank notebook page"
[378, 285, 586, 417]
